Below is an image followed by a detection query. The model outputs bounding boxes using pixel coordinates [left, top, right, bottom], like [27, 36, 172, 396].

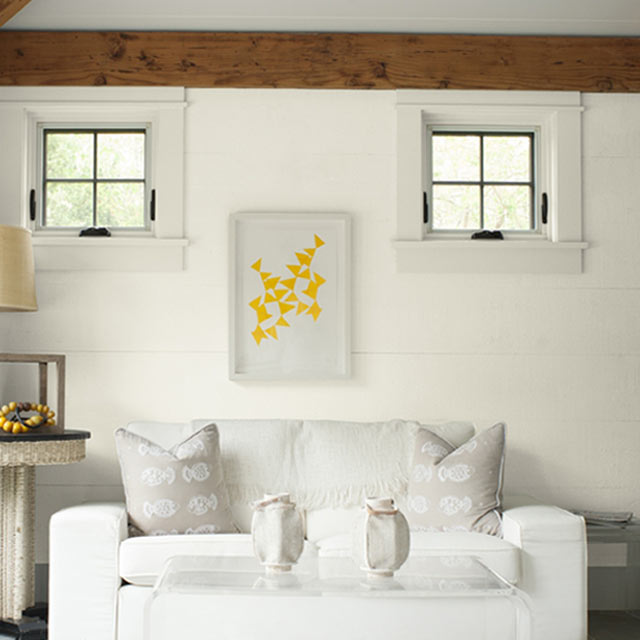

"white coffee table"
[147, 554, 530, 640]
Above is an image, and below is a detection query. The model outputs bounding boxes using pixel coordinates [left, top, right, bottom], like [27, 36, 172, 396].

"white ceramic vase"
[251, 493, 304, 573]
[352, 497, 410, 578]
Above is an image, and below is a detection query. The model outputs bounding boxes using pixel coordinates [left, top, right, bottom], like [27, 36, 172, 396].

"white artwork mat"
[230, 212, 350, 379]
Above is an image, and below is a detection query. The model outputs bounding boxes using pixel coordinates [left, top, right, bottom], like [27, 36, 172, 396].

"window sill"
[392, 239, 588, 274]
[32, 236, 188, 271]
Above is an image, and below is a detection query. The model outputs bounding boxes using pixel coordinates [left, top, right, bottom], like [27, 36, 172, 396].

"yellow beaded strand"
[0, 402, 56, 434]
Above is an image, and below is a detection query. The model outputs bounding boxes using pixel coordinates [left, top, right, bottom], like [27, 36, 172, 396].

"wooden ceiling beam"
[0, 0, 31, 28]
[0, 31, 639, 91]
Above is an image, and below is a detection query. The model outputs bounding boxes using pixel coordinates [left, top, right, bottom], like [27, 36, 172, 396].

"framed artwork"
[230, 212, 350, 380]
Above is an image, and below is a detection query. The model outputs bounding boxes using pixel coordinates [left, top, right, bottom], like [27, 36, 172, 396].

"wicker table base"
[0, 431, 89, 632]
[1, 465, 35, 620]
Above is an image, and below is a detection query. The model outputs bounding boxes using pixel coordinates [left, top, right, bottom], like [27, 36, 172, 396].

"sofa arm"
[502, 505, 587, 640]
[49, 503, 128, 640]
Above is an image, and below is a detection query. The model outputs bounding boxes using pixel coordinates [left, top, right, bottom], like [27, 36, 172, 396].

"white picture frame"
[229, 212, 350, 380]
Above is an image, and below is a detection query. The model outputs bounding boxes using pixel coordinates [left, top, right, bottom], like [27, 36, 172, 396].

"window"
[8, 87, 188, 271]
[395, 91, 587, 274]
[429, 131, 535, 232]
[40, 127, 151, 231]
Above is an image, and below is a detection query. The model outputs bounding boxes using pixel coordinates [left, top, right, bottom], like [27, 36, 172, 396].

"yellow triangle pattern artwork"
[249, 233, 327, 345]
[306, 301, 322, 322]
[296, 252, 311, 266]
[264, 276, 280, 290]
[281, 277, 296, 290]
[252, 325, 267, 345]
[266, 326, 278, 340]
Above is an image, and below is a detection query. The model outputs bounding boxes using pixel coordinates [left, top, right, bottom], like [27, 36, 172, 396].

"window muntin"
[40, 127, 149, 230]
[429, 130, 535, 232]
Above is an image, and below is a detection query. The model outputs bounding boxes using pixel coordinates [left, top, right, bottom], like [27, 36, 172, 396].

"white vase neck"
[252, 492, 292, 509]
[365, 497, 398, 515]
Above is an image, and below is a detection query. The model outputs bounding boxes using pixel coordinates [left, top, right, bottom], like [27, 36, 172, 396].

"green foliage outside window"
[43, 130, 146, 228]
[431, 133, 534, 231]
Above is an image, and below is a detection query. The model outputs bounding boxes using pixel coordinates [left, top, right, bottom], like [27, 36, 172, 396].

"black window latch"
[423, 191, 428, 224]
[471, 230, 504, 240]
[79, 227, 111, 237]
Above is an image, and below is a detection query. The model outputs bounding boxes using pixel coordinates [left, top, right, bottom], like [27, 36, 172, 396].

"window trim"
[37, 124, 152, 233]
[395, 90, 587, 274]
[6, 87, 188, 271]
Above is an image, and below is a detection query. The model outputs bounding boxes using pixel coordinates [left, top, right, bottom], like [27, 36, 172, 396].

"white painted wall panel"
[25, 349, 640, 486]
[4, 275, 640, 358]
[185, 90, 394, 155]
[1, 90, 639, 562]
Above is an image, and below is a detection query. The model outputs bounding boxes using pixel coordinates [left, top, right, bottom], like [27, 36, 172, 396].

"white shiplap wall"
[0, 89, 639, 562]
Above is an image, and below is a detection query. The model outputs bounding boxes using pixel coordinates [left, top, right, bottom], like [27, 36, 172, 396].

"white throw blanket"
[192, 418, 474, 510]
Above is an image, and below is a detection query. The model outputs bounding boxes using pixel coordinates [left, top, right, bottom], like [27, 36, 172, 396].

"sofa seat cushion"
[120, 534, 318, 586]
[315, 531, 520, 585]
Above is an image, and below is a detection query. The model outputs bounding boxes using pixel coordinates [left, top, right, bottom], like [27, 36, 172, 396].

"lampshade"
[0, 224, 37, 311]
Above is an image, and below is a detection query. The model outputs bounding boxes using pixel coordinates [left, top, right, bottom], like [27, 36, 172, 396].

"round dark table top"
[0, 429, 91, 443]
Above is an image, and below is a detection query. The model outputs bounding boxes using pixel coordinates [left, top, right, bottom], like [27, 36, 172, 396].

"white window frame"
[395, 90, 588, 273]
[1, 87, 188, 271]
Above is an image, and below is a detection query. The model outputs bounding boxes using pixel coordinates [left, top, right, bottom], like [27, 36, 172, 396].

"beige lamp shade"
[0, 225, 37, 311]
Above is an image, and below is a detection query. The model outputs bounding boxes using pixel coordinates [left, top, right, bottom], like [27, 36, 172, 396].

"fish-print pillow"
[407, 423, 505, 535]
[115, 423, 237, 536]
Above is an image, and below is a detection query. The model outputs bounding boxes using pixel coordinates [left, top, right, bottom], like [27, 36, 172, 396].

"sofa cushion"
[115, 424, 237, 536]
[306, 498, 414, 542]
[119, 534, 318, 586]
[306, 506, 360, 542]
[315, 531, 520, 584]
[126, 419, 475, 513]
[407, 423, 505, 535]
[296, 420, 476, 511]
[129, 419, 304, 509]
[230, 504, 254, 533]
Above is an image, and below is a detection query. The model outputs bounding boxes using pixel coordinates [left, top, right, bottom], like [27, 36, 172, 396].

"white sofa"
[48, 419, 587, 640]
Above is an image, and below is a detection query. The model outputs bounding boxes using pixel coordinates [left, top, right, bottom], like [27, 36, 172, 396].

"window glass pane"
[45, 182, 93, 227]
[97, 182, 145, 227]
[45, 132, 93, 179]
[97, 132, 145, 179]
[484, 136, 531, 182]
[432, 135, 480, 182]
[484, 185, 532, 230]
[433, 185, 480, 229]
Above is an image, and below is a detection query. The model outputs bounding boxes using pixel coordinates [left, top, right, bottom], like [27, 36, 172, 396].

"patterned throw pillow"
[115, 423, 237, 535]
[406, 423, 505, 535]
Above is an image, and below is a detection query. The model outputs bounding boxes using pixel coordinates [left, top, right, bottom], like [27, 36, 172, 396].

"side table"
[587, 522, 640, 611]
[0, 430, 90, 638]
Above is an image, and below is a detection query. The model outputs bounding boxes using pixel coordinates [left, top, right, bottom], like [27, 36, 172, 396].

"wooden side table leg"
[0, 465, 36, 621]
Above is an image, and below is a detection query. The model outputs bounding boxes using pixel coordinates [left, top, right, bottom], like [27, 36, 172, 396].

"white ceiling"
[4, 0, 640, 35]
